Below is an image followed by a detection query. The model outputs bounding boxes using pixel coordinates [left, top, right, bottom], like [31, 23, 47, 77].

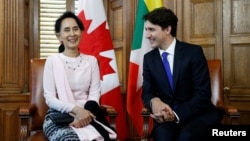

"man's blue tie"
[162, 52, 173, 90]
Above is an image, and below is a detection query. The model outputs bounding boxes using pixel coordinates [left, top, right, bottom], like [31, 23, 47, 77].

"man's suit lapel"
[173, 41, 184, 91]
[152, 49, 173, 94]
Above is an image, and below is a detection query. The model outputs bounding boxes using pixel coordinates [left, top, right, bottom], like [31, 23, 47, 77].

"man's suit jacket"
[142, 40, 218, 124]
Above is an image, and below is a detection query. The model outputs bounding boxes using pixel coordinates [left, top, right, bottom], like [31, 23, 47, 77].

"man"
[141, 7, 222, 141]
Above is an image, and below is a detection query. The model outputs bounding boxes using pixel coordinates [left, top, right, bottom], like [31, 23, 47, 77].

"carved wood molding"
[0, 0, 29, 94]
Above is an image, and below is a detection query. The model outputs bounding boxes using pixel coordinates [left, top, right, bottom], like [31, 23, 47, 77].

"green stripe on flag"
[131, 0, 163, 51]
[131, 1, 148, 50]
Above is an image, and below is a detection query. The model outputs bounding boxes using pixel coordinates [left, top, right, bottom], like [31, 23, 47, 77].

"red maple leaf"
[78, 11, 115, 80]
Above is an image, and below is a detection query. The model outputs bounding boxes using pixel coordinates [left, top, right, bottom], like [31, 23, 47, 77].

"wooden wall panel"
[0, 0, 30, 141]
[223, 0, 250, 125]
[0, 0, 4, 91]
[0, 0, 28, 94]
[182, 0, 250, 124]
[2, 108, 18, 141]
[106, 0, 136, 140]
[0, 94, 29, 141]
[183, 0, 223, 60]
[107, 0, 131, 94]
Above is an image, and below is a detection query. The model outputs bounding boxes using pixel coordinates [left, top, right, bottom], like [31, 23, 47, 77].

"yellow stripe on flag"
[144, 0, 163, 11]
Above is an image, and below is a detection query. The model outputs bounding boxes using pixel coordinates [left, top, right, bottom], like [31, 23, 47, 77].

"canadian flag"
[77, 0, 128, 140]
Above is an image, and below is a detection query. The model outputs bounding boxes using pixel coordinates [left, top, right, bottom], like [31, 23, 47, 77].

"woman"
[42, 11, 116, 141]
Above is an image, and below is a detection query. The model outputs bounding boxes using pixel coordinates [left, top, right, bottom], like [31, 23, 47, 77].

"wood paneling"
[0, 94, 29, 141]
[182, 0, 250, 125]
[0, 0, 29, 94]
[182, 0, 223, 60]
[223, 0, 250, 124]
[106, 0, 133, 95]
[108, 0, 125, 93]
[0, 0, 31, 141]
[107, 0, 134, 140]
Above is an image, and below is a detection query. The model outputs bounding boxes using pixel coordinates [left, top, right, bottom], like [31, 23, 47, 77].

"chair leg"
[109, 115, 117, 131]
[19, 114, 29, 141]
[141, 115, 149, 141]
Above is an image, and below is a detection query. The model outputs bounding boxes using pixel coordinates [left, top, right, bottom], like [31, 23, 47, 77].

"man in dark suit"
[141, 7, 222, 141]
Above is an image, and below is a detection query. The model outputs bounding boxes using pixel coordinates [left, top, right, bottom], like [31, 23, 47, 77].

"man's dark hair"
[143, 7, 178, 37]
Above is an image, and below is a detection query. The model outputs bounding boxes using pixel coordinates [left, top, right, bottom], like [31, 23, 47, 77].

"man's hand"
[150, 98, 175, 123]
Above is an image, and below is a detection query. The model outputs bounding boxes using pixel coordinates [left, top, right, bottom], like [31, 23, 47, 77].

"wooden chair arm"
[141, 108, 151, 116]
[19, 104, 36, 116]
[100, 105, 118, 130]
[101, 105, 118, 116]
[19, 105, 35, 141]
[218, 105, 239, 114]
[217, 105, 240, 125]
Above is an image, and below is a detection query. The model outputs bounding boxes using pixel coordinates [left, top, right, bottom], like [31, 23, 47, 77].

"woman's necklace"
[65, 55, 82, 71]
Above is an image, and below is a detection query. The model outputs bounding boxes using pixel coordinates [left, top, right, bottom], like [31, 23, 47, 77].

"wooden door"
[105, 0, 136, 95]
[223, 0, 250, 124]
[182, 0, 223, 60]
[181, 0, 250, 124]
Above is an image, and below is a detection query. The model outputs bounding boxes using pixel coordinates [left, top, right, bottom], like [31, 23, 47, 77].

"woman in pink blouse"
[42, 11, 116, 141]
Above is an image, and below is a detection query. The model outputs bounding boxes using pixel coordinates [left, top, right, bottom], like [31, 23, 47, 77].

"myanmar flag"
[127, 0, 163, 137]
[77, 0, 128, 140]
